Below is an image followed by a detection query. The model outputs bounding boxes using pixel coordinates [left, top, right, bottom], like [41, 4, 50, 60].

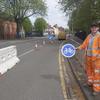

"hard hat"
[91, 21, 99, 27]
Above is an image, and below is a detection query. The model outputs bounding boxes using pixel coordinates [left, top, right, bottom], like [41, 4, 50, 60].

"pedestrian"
[76, 22, 100, 95]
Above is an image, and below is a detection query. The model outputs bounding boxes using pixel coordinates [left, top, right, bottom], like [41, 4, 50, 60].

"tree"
[59, 0, 82, 13]
[59, 0, 100, 34]
[69, 0, 92, 33]
[34, 17, 47, 36]
[69, 0, 100, 33]
[0, 0, 47, 37]
[65, 28, 69, 33]
[22, 18, 32, 33]
[91, 0, 100, 21]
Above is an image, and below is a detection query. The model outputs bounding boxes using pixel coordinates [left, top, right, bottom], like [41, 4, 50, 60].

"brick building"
[0, 20, 17, 39]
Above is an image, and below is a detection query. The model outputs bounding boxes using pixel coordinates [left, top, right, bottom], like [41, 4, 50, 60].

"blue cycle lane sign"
[61, 44, 76, 58]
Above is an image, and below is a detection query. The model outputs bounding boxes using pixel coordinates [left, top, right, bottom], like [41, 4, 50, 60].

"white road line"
[18, 49, 34, 58]
[18, 44, 44, 58]
[70, 39, 81, 45]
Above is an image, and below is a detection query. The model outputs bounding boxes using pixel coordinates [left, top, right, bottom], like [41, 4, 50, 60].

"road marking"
[18, 43, 44, 58]
[70, 39, 81, 45]
[18, 44, 44, 58]
[59, 47, 68, 100]
[18, 49, 34, 58]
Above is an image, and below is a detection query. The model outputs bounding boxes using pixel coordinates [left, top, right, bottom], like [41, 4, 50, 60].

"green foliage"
[65, 28, 69, 33]
[69, 0, 92, 32]
[0, 0, 47, 19]
[0, 0, 47, 34]
[22, 18, 32, 33]
[60, 0, 100, 34]
[34, 18, 47, 36]
[59, 0, 82, 12]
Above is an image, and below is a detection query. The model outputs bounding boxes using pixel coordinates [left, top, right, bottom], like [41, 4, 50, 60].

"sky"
[30, 0, 69, 28]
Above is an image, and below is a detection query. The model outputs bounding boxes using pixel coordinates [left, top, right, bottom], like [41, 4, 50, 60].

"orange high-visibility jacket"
[78, 32, 100, 61]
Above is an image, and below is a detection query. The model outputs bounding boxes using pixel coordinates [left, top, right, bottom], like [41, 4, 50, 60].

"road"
[0, 38, 64, 100]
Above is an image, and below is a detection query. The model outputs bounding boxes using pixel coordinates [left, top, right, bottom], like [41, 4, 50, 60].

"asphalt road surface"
[0, 38, 64, 100]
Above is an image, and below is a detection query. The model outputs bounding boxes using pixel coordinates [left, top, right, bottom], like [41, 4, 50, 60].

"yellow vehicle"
[58, 31, 66, 40]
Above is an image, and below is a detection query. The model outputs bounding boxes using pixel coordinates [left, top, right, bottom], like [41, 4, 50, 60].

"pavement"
[0, 38, 64, 100]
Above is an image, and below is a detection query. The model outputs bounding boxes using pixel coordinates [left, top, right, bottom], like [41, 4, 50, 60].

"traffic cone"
[35, 43, 38, 48]
[43, 40, 45, 45]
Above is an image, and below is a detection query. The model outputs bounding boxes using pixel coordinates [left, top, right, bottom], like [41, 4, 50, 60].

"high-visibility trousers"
[93, 58, 100, 92]
[85, 56, 94, 85]
[86, 56, 100, 92]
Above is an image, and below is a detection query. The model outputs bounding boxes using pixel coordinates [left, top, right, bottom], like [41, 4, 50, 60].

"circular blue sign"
[61, 44, 76, 58]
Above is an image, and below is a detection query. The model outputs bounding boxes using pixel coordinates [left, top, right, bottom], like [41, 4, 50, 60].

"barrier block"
[0, 46, 20, 74]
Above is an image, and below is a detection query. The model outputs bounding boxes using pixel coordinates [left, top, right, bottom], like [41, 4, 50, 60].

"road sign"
[48, 35, 55, 40]
[61, 44, 76, 58]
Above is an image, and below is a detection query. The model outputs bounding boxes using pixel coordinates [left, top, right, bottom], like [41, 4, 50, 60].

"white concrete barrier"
[0, 46, 20, 74]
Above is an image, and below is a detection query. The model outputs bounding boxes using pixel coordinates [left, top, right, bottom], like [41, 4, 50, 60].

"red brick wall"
[0, 20, 17, 39]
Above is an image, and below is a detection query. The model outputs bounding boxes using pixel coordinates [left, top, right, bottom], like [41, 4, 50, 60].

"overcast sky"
[30, 0, 69, 28]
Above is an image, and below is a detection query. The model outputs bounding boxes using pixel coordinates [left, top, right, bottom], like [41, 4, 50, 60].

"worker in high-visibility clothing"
[76, 23, 100, 95]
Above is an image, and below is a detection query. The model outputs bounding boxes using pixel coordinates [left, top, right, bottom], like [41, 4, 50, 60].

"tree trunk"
[15, 19, 25, 38]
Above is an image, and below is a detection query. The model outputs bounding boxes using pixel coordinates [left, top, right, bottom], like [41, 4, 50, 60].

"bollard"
[35, 43, 38, 48]
[43, 40, 46, 45]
